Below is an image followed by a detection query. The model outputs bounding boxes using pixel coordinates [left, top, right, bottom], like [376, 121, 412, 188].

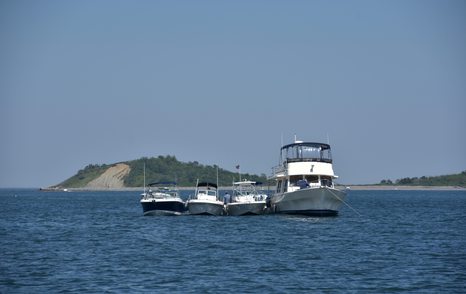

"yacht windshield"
[281, 142, 332, 163]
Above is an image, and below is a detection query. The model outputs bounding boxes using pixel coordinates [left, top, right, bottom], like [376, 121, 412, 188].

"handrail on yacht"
[285, 157, 332, 163]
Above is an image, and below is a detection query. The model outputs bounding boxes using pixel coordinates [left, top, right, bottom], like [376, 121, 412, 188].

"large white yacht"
[269, 140, 346, 216]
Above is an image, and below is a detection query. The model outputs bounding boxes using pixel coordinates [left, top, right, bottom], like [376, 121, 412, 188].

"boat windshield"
[234, 186, 255, 196]
[281, 142, 332, 163]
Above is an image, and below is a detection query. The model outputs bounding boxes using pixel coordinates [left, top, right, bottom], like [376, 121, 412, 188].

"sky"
[1, 0, 465, 187]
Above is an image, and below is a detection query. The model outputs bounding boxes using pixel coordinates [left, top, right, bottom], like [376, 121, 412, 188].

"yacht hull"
[271, 187, 345, 216]
[187, 200, 225, 216]
[141, 200, 186, 216]
[226, 202, 266, 216]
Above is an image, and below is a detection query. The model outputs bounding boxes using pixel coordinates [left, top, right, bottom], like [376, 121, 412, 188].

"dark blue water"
[1, 189, 465, 293]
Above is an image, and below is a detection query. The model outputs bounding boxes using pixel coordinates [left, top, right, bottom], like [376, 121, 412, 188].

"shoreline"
[341, 185, 466, 191]
[39, 185, 466, 192]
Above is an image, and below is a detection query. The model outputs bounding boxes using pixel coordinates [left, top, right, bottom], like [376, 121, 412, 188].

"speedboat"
[269, 140, 346, 216]
[187, 182, 225, 216]
[140, 182, 186, 216]
[226, 180, 267, 216]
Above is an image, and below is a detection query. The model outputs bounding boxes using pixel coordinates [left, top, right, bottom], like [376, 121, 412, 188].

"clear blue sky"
[1, 0, 465, 187]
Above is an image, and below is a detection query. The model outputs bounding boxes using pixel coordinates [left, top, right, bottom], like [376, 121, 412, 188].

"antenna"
[327, 134, 330, 145]
[194, 178, 199, 199]
[143, 162, 146, 195]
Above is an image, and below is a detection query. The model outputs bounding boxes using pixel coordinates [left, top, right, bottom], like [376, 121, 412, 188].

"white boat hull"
[271, 187, 345, 216]
[226, 202, 266, 216]
[187, 200, 225, 216]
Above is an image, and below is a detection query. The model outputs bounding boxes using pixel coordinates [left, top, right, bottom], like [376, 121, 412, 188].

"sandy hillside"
[85, 163, 131, 189]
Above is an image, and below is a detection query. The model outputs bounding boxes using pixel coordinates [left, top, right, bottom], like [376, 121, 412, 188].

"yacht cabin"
[273, 142, 338, 194]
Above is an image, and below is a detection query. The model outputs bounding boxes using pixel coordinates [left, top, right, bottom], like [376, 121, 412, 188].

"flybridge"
[280, 142, 332, 164]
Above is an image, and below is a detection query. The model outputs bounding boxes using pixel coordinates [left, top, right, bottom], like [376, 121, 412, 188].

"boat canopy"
[280, 142, 332, 164]
[197, 182, 218, 189]
[148, 181, 177, 187]
[233, 180, 256, 185]
[233, 180, 264, 186]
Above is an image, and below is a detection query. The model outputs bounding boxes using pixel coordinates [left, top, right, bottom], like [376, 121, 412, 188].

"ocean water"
[1, 189, 465, 293]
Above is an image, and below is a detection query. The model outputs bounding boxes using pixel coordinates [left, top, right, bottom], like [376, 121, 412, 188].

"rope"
[328, 188, 362, 217]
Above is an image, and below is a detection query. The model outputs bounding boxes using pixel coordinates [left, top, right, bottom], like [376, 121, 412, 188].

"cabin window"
[305, 175, 319, 183]
[289, 175, 302, 186]
[321, 176, 333, 187]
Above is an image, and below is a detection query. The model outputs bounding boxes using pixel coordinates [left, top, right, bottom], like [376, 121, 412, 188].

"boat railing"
[231, 193, 266, 203]
[272, 165, 286, 175]
[285, 157, 332, 163]
[273, 157, 332, 173]
[142, 189, 179, 200]
[287, 177, 334, 190]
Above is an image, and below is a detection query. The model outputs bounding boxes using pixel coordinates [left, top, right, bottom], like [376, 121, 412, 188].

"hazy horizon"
[1, 0, 465, 188]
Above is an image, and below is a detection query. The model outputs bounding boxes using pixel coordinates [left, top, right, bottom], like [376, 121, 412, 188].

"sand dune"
[85, 163, 131, 189]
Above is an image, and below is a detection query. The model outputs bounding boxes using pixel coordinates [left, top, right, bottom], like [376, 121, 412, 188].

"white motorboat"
[226, 180, 267, 216]
[187, 182, 225, 216]
[269, 140, 346, 216]
[140, 182, 186, 216]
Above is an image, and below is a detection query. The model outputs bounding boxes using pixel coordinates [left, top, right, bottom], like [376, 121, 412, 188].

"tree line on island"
[125, 156, 268, 186]
[58, 155, 268, 188]
[379, 170, 466, 187]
